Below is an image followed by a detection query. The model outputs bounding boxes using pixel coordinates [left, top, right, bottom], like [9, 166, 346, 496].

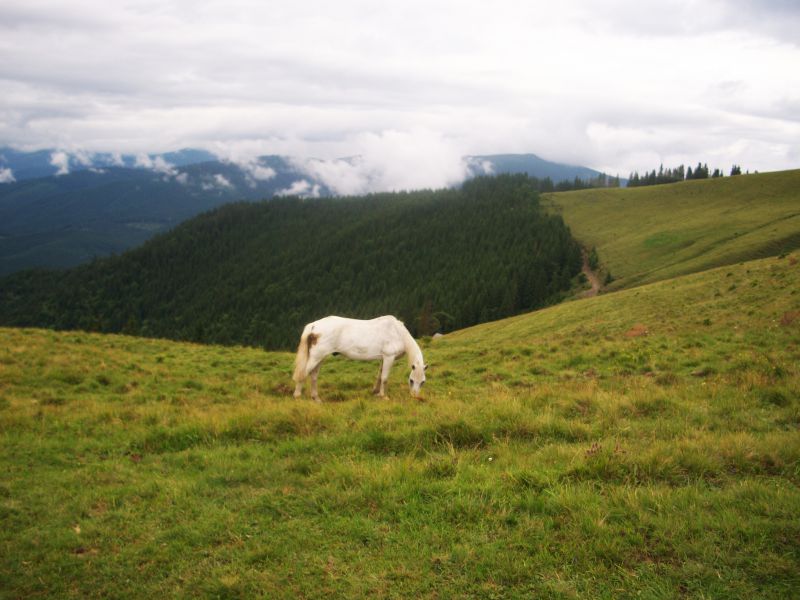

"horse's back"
[305, 315, 405, 359]
[309, 315, 401, 333]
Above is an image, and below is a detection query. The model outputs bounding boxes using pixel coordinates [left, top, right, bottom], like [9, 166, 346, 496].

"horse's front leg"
[373, 359, 384, 395]
[378, 355, 395, 398]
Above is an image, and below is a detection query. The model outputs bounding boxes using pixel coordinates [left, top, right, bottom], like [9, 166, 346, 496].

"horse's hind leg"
[309, 363, 322, 403]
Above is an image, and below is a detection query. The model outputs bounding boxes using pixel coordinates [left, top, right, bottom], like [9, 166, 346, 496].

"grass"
[544, 169, 800, 289]
[1, 251, 799, 598]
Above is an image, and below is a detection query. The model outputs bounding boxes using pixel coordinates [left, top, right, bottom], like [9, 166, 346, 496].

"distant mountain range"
[0, 148, 218, 181]
[467, 154, 605, 184]
[0, 147, 606, 274]
[1, 147, 604, 185]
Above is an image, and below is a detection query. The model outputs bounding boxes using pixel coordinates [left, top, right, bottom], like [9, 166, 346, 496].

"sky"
[1, 0, 799, 190]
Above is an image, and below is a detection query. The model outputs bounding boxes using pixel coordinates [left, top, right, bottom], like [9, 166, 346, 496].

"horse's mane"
[395, 318, 424, 367]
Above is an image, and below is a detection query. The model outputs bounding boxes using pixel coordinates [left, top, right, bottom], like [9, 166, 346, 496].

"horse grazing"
[292, 315, 427, 402]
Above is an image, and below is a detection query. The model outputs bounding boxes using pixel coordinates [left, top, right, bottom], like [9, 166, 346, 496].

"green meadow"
[2, 248, 799, 597]
[545, 169, 800, 289]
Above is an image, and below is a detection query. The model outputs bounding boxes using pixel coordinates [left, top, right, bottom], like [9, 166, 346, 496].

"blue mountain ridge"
[0, 147, 218, 181]
[0, 150, 607, 275]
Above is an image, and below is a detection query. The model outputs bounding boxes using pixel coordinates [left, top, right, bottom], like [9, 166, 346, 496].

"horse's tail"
[292, 329, 319, 382]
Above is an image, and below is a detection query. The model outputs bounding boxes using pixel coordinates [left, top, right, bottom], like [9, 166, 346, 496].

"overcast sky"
[1, 0, 798, 189]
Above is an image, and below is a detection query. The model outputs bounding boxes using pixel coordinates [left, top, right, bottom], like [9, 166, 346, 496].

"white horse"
[292, 315, 427, 402]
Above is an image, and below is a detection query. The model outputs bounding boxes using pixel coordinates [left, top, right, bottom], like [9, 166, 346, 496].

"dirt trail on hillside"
[580, 248, 602, 298]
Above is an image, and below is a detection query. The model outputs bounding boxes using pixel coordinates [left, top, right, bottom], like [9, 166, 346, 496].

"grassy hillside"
[2, 251, 798, 598]
[545, 169, 800, 289]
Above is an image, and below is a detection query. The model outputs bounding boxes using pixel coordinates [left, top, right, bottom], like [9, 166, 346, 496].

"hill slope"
[1, 251, 798, 597]
[545, 169, 800, 289]
[0, 175, 582, 348]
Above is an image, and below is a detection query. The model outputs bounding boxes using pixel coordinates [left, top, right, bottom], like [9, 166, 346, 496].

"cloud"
[50, 151, 70, 176]
[0, 1, 798, 178]
[228, 159, 276, 185]
[71, 149, 93, 167]
[466, 158, 495, 176]
[204, 145, 277, 186]
[276, 179, 321, 198]
[134, 154, 178, 175]
[134, 153, 193, 183]
[582, 102, 800, 175]
[213, 174, 232, 188]
[293, 129, 469, 195]
[201, 173, 233, 190]
[577, 0, 800, 45]
[294, 158, 368, 196]
[133, 154, 154, 169]
[718, 0, 800, 45]
[244, 163, 276, 181]
[0, 167, 15, 183]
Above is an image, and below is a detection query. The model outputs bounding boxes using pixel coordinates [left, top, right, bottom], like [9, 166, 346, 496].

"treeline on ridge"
[628, 162, 745, 187]
[0, 175, 583, 349]
[535, 172, 621, 192]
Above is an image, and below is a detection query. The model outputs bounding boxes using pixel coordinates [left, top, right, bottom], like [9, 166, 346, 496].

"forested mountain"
[0, 175, 582, 349]
[0, 158, 322, 275]
[0, 151, 606, 275]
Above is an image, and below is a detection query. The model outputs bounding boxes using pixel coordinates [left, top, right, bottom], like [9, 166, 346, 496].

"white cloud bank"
[1, 0, 798, 183]
[293, 130, 468, 195]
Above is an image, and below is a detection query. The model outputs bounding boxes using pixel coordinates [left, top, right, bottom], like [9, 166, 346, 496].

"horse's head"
[408, 362, 427, 397]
